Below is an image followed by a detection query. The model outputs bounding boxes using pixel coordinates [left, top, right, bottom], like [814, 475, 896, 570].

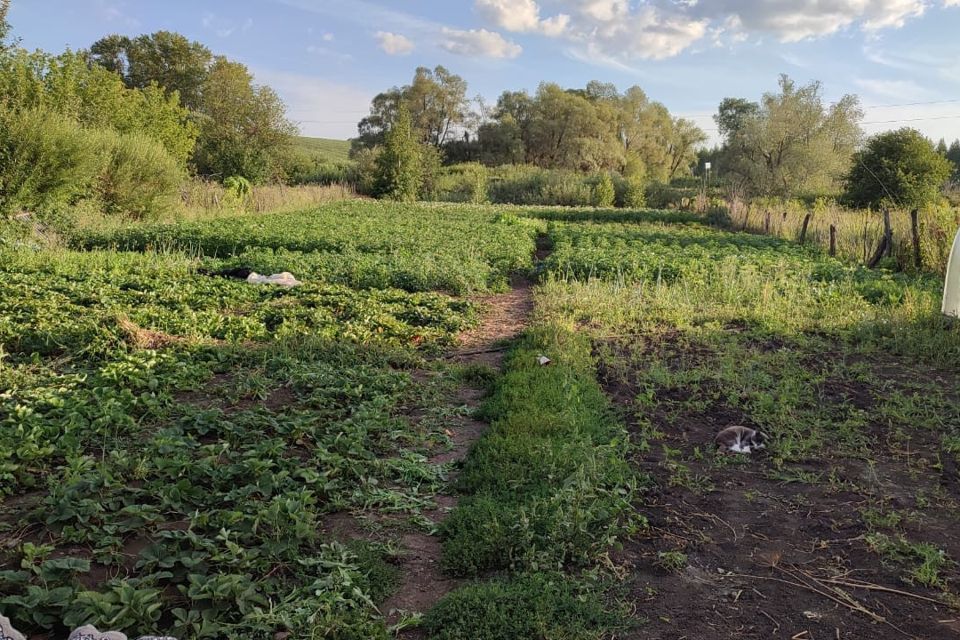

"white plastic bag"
[246, 271, 301, 287]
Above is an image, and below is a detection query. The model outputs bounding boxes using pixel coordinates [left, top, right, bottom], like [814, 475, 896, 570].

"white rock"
[69, 626, 128, 640]
[536, 355, 552, 366]
[0, 615, 26, 640]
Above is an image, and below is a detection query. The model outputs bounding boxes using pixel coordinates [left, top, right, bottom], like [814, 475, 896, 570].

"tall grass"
[179, 180, 359, 219]
[721, 197, 960, 275]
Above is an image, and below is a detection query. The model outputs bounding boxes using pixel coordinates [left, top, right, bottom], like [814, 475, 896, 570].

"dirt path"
[377, 238, 549, 634]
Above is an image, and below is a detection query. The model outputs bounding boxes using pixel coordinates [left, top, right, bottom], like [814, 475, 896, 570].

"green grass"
[439, 327, 637, 578]
[74, 201, 542, 294]
[293, 136, 351, 163]
[424, 573, 628, 640]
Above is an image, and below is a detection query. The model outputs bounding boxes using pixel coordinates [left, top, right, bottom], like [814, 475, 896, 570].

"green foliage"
[192, 58, 296, 182]
[223, 175, 251, 199]
[0, 48, 197, 165]
[440, 328, 635, 576]
[90, 31, 213, 111]
[356, 66, 469, 151]
[374, 104, 423, 201]
[94, 130, 183, 219]
[0, 106, 101, 216]
[716, 75, 863, 196]
[591, 172, 615, 207]
[431, 163, 489, 204]
[76, 200, 538, 294]
[0, 221, 484, 636]
[424, 573, 626, 640]
[843, 128, 953, 211]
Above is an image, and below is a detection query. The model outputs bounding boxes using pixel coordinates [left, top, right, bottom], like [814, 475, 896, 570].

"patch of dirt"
[599, 339, 960, 640]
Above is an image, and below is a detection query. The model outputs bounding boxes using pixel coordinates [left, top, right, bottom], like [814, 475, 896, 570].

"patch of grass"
[440, 327, 637, 577]
[423, 573, 629, 640]
[655, 551, 688, 573]
[865, 532, 953, 588]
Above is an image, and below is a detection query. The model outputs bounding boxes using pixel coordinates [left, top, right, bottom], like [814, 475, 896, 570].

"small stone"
[69, 626, 128, 640]
[0, 615, 27, 640]
[536, 355, 551, 366]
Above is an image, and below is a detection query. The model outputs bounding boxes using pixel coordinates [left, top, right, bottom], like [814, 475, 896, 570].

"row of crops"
[0, 203, 539, 638]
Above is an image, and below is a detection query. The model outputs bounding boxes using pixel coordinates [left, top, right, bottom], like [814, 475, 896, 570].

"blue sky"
[10, 0, 960, 145]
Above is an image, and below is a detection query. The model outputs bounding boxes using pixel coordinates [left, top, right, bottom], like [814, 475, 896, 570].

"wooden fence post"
[910, 208, 922, 270]
[867, 209, 894, 268]
[884, 209, 894, 258]
[829, 225, 837, 257]
[764, 211, 771, 233]
[799, 213, 812, 244]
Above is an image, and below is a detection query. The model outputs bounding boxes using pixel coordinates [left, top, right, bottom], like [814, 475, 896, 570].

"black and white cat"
[715, 425, 767, 453]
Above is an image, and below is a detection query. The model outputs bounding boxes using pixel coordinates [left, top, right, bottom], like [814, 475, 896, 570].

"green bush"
[591, 172, 615, 207]
[433, 163, 489, 204]
[95, 130, 183, 219]
[0, 106, 102, 217]
[424, 573, 626, 640]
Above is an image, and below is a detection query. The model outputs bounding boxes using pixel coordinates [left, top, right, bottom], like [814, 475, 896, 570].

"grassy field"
[1, 202, 959, 639]
[293, 137, 352, 163]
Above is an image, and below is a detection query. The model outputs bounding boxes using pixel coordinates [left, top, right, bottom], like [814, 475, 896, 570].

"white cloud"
[475, 0, 570, 36]
[375, 31, 415, 55]
[439, 27, 523, 59]
[470, 0, 960, 64]
[855, 78, 937, 101]
[201, 12, 253, 38]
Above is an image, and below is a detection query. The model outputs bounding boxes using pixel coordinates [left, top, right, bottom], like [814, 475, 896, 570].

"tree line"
[353, 66, 706, 184]
[354, 68, 955, 211]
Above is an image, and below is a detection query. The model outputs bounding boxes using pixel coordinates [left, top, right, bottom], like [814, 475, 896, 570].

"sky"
[10, 0, 960, 146]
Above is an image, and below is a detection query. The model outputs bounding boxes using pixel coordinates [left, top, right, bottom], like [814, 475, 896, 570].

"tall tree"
[947, 139, 960, 180]
[374, 103, 423, 201]
[0, 0, 11, 49]
[716, 75, 863, 196]
[667, 118, 707, 179]
[90, 31, 213, 110]
[192, 58, 295, 181]
[354, 66, 469, 152]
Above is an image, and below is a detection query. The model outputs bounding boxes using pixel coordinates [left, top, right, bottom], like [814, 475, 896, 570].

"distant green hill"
[293, 136, 351, 163]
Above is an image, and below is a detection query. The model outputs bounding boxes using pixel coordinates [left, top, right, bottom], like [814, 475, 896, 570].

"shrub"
[433, 163, 489, 203]
[844, 128, 953, 211]
[0, 106, 102, 217]
[591, 172, 615, 207]
[95, 130, 183, 219]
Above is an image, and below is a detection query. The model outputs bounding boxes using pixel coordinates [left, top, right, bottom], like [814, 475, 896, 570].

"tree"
[354, 66, 469, 152]
[90, 31, 213, 110]
[0, 48, 197, 164]
[373, 104, 423, 201]
[843, 128, 952, 210]
[946, 139, 960, 181]
[716, 75, 862, 196]
[667, 118, 707, 179]
[192, 58, 296, 182]
[0, 0, 10, 49]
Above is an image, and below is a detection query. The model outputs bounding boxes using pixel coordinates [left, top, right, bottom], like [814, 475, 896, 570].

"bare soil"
[598, 338, 960, 640]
